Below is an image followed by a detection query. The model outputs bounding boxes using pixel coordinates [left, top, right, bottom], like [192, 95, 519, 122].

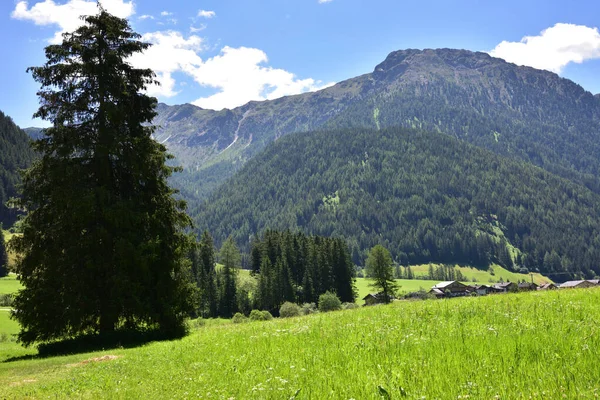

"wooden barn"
[491, 281, 518, 293]
[537, 283, 558, 290]
[429, 281, 473, 298]
[518, 282, 538, 291]
[559, 280, 597, 289]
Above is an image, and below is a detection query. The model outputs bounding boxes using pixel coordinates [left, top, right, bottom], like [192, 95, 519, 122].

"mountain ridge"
[153, 48, 600, 204]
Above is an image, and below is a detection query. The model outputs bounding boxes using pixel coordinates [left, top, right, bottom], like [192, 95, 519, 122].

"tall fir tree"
[365, 245, 398, 303]
[10, 8, 194, 345]
[0, 225, 8, 277]
[218, 237, 240, 318]
[197, 231, 218, 318]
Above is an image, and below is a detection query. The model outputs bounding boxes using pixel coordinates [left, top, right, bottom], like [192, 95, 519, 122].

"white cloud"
[190, 24, 206, 33]
[190, 46, 333, 110]
[490, 23, 600, 73]
[11, 0, 135, 43]
[160, 11, 172, 16]
[130, 32, 332, 108]
[318, 0, 334, 3]
[138, 14, 154, 20]
[129, 31, 204, 98]
[197, 10, 215, 18]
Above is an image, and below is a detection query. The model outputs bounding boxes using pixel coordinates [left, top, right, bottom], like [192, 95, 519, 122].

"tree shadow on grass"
[3, 329, 186, 363]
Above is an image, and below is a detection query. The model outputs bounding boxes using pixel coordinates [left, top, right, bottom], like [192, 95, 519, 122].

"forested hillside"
[194, 127, 600, 280]
[154, 49, 600, 203]
[0, 111, 35, 226]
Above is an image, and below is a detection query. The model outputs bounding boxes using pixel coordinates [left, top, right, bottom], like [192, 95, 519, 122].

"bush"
[187, 318, 206, 330]
[249, 309, 273, 321]
[279, 302, 301, 318]
[261, 310, 273, 320]
[0, 293, 14, 307]
[342, 302, 359, 310]
[318, 291, 342, 312]
[231, 312, 248, 324]
[301, 302, 317, 315]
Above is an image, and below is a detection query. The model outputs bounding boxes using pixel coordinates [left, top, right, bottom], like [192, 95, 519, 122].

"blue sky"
[2, 0, 600, 128]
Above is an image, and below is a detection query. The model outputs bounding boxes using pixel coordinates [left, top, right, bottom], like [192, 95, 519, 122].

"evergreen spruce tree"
[0, 225, 8, 277]
[218, 237, 239, 318]
[365, 245, 398, 303]
[198, 231, 218, 318]
[10, 8, 194, 346]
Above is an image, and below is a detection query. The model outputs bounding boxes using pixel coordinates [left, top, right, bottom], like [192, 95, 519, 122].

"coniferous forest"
[0, 111, 35, 226]
[192, 127, 600, 280]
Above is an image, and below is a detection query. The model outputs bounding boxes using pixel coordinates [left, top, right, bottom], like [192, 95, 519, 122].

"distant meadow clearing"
[1, 288, 599, 399]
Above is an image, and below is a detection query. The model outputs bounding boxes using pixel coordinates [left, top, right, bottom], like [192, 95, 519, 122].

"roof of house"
[362, 292, 394, 300]
[588, 280, 599, 285]
[493, 282, 515, 288]
[430, 288, 445, 295]
[559, 280, 589, 288]
[431, 281, 456, 289]
[473, 285, 489, 290]
[538, 283, 556, 289]
[518, 282, 538, 288]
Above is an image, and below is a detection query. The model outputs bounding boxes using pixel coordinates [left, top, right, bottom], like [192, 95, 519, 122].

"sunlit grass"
[1, 288, 599, 398]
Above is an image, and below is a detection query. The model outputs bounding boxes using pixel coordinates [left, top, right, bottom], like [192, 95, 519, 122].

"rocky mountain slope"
[154, 48, 600, 203]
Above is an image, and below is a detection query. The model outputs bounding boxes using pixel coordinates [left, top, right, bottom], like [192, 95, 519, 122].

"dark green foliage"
[0, 112, 35, 227]
[218, 237, 240, 318]
[318, 291, 342, 312]
[366, 245, 398, 303]
[11, 10, 194, 346]
[192, 231, 218, 318]
[252, 231, 356, 313]
[196, 127, 600, 279]
[279, 302, 301, 318]
[0, 226, 7, 277]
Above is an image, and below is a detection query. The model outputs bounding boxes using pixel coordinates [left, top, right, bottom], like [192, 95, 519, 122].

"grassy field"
[404, 263, 550, 284]
[0, 274, 22, 295]
[1, 288, 599, 398]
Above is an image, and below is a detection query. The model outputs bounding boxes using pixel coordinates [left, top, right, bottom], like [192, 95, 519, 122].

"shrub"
[232, 312, 248, 324]
[342, 302, 359, 310]
[187, 318, 206, 330]
[279, 302, 301, 318]
[261, 310, 273, 320]
[318, 291, 342, 312]
[301, 302, 317, 315]
[0, 293, 14, 307]
[249, 309, 272, 321]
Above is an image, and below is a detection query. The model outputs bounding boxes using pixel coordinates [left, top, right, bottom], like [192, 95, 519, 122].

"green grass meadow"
[1, 288, 599, 398]
[0, 274, 22, 295]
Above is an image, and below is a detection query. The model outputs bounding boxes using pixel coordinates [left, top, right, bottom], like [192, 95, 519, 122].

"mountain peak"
[373, 48, 496, 78]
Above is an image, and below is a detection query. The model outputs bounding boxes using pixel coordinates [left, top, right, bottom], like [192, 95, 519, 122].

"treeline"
[0, 111, 35, 226]
[192, 127, 600, 279]
[250, 230, 356, 312]
[190, 230, 356, 318]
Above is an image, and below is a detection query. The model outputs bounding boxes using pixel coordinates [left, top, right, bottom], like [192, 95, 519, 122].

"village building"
[362, 292, 394, 306]
[491, 281, 518, 293]
[559, 280, 597, 289]
[428, 281, 473, 298]
[518, 282, 538, 291]
[588, 280, 599, 285]
[537, 283, 558, 290]
[472, 284, 491, 296]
